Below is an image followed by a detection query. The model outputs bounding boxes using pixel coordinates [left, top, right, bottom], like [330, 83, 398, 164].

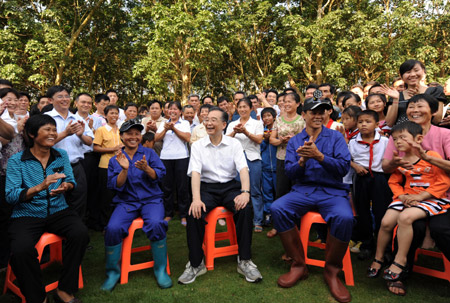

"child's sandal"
[383, 261, 408, 282]
[367, 258, 385, 278]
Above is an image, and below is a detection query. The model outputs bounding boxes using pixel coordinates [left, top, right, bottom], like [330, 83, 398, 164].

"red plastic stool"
[3, 232, 84, 303]
[203, 207, 239, 270]
[120, 217, 170, 284]
[299, 212, 354, 286]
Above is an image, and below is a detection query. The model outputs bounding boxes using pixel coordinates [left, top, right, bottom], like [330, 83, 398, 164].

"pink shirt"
[384, 125, 450, 197]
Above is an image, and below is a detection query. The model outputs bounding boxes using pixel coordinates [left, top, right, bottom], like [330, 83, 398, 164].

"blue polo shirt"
[107, 145, 166, 204]
[285, 126, 351, 196]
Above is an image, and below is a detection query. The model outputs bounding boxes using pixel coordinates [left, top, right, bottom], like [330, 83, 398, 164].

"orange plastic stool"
[3, 232, 84, 303]
[392, 226, 450, 283]
[120, 217, 170, 284]
[203, 207, 239, 270]
[299, 212, 354, 286]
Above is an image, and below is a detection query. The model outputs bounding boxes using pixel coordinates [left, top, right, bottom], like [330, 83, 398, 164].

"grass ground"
[1, 217, 450, 303]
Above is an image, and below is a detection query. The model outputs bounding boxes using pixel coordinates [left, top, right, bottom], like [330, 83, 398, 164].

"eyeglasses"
[54, 95, 71, 100]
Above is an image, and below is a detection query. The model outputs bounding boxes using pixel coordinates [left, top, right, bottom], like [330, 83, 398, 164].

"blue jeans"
[262, 169, 276, 214]
[237, 158, 263, 226]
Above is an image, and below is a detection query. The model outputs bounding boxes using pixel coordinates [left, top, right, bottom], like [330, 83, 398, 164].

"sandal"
[383, 261, 408, 282]
[386, 280, 406, 296]
[367, 258, 385, 278]
[254, 225, 263, 233]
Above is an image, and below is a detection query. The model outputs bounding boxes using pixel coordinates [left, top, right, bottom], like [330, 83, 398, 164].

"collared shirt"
[156, 119, 190, 160]
[93, 124, 120, 169]
[231, 110, 257, 121]
[46, 109, 94, 163]
[107, 145, 166, 204]
[190, 123, 207, 145]
[5, 148, 76, 218]
[92, 112, 107, 126]
[188, 135, 248, 183]
[141, 116, 167, 134]
[348, 131, 388, 174]
[285, 126, 351, 195]
[118, 108, 127, 124]
[226, 117, 264, 161]
[1, 109, 17, 133]
[75, 112, 103, 153]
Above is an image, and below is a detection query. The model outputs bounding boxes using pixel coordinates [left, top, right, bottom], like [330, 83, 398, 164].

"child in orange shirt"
[368, 121, 450, 282]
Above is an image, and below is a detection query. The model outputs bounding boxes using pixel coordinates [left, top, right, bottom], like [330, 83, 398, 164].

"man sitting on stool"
[271, 95, 354, 303]
[178, 107, 262, 284]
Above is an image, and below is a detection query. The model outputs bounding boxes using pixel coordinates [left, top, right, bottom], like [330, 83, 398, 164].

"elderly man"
[271, 97, 354, 303]
[178, 107, 262, 285]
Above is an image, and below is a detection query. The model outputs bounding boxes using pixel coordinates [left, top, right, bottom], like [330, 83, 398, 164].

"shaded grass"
[1, 217, 450, 302]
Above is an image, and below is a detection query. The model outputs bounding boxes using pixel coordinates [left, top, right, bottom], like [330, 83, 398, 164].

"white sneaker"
[237, 257, 262, 283]
[178, 260, 207, 284]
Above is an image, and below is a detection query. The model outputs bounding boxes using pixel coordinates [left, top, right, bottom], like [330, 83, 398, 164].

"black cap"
[119, 119, 144, 133]
[302, 90, 332, 111]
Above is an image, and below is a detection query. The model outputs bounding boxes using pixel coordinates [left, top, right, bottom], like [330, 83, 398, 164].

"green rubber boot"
[151, 238, 173, 289]
[101, 243, 122, 291]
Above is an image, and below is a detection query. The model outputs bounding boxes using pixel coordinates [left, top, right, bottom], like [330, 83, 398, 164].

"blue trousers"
[237, 158, 263, 226]
[271, 187, 354, 242]
[104, 202, 168, 246]
[262, 169, 276, 214]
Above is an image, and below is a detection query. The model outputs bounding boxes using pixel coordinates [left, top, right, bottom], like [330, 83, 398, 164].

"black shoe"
[383, 261, 408, 282]
[357, 248, 372, 261]
[367, 258, 385, 278]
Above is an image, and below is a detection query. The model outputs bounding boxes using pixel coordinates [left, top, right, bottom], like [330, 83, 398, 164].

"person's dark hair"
[247, 94, 258, 101]
[407, 93, 439, 114]
[343, 106, 362, 120]
[209, 107, 228, 122]
[368, 83, 383, 95]
[75, 92, 92, 101]
[200, 104, 213, 112]
[399, 59, 426, 77]
[365, 93, 387, 110]
[357, 109, 379, 123]
[266, 89, 278, 97]
[105, 89, 118, 96]
[24, 115, 57, 147]
[277, 92, 286, 101]
[183, 105, 194, 112]
[95, 94, 110, 104]
[188, 94, 200, 101]
[37, 95, 49, 103]
[168, 101, 182, 111]
[236, 98, 252, 108]
[0, 87, 20, 99]
[319, 83, 336, 95]
[29, 104, 41, 116]
[148, 100, 162, 109]
[285, 92, 301, 104]
[202, 95, 214, 104]
[305, 84, 319, 91]
[0, 79, 13, 87]
[217, 96, 230, 104]
[336, 91, 356, 107]
[124, 102, 138, 111]
[341, 92, 361, 107]
[138, 105, 148, 114]
[41, 104, 53, 114]
[104, 105, 120, 116]
[142, 131, 155, 144]
[19, 91, 31, 102]
[283, 87, 297, 94]
[391, 121, 423, 137]
[46, 86, 71, 98]
[233, 91, 246, 99]
[261, 107, 276, 119]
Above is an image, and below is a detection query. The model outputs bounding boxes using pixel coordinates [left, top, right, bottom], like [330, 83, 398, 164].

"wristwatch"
[241, 190, 250, 194]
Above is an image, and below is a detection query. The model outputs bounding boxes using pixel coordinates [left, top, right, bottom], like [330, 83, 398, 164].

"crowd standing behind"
[1, 58, 450, 302]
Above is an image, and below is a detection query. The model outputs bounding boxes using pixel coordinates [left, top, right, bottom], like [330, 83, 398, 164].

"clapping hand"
[116, 150, 129, 170]
[135, 155, 150, 172]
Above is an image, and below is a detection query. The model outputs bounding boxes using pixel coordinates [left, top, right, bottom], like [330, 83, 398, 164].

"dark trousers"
[8, 209, 89, 303]
[65, 162, 87, 219]
[275, 159, 292, 199]
[0, 175, 13, 268]
[96, 168, 115, 229]
[352, 172, 392, 250]
[81, 152, 100, 225]
[186, 180, 253, 267]
[161, 158, 190, 218]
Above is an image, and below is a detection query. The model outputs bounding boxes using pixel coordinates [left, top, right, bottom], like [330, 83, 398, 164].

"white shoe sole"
[237, 267, 262, 283]
[178, 267, 207, 285]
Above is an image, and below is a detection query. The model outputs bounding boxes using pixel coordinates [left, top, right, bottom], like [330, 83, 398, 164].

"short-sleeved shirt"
[75, 113, 103, 153]
[348, 132, 389, 173]
[188, 135, 248, 183]
[226, 118, 264, 161]
[156, 119, 190, 160]
[46, 109, 94, 164]
[191, 123, 207, 144]
[274, 115, 305, 160]
[93, 124, 121, 169]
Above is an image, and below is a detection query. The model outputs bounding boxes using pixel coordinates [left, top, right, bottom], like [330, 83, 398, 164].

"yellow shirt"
[93, 124, 120, 168]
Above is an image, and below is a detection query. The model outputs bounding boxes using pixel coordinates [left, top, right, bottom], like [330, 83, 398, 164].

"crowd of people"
[1, 58, 450, 302]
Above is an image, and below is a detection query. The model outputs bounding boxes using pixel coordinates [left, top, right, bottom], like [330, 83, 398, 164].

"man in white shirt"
[178, 107, 262, 285]
[106, 89, 126, 123]
[46, 86, 94, 218]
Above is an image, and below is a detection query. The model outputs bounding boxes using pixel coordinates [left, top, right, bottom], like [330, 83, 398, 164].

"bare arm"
[0, 119, 14, 140]
[172, 127, 191, 143]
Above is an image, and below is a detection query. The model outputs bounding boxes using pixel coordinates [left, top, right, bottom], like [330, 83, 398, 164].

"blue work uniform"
[271, 126, 354, 242]
[260, 137, 277, 213]
[105, 145, 167, 246]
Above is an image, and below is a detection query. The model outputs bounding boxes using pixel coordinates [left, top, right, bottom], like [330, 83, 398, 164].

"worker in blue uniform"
[271, 95, 354, 303]
[101, 119, 172, 291]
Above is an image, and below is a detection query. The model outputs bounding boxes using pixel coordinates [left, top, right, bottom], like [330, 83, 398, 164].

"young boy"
[260, 107, 277, 226]
[142, 131, 155, 149]
[348, 110, 392, 260]
[368, 121, 450, 281]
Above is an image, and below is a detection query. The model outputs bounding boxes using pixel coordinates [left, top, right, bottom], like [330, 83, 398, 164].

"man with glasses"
[46, 86, 94, 218]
